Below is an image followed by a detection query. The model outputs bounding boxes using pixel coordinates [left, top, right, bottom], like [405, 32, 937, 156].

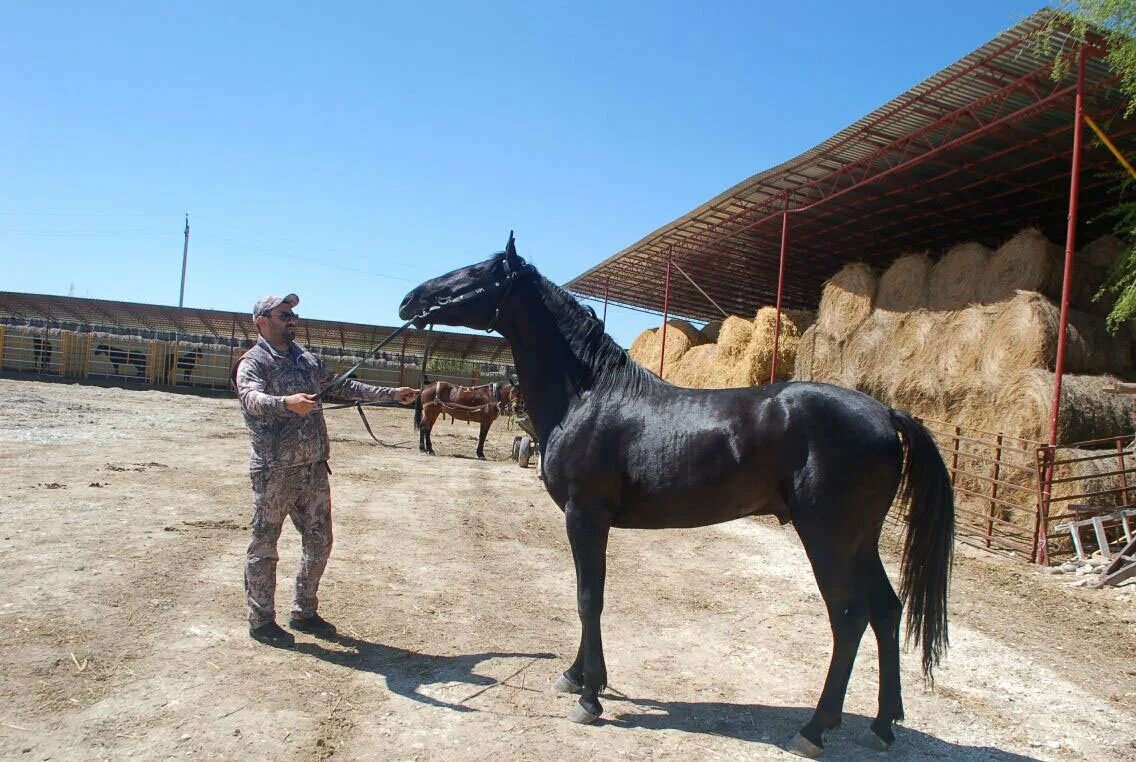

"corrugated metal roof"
[567, 10, 1133, 322]
[0, 291, 514, 365]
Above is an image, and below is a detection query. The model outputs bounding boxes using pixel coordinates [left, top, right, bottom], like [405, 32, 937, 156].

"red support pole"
[1040, 48, 1087, 566]
[770, 212, 789, 384]
[658, 257, 672, 377]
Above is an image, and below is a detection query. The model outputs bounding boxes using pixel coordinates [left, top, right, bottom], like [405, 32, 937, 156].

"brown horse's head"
[500, 382, 525, 415]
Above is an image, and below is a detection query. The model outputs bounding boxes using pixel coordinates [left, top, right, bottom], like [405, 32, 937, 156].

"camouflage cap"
[253, 293, 299, 318]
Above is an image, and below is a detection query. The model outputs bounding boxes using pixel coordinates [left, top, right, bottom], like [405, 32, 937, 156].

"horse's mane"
[530, 272, 659, 397]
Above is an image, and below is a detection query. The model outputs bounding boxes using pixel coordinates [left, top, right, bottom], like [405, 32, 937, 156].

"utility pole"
[178, 213, 190, 308]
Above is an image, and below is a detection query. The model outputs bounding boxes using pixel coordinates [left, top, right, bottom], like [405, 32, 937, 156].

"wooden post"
[986, 433, 1003, 548]
[1119, 438, 1132, 505]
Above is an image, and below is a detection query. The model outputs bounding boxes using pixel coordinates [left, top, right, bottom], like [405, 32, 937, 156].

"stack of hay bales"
[628, 310, 816, 389]
[627, 320, 706, 379]
[794, 228, 1136, 534]
[796, 228, 1135, 443]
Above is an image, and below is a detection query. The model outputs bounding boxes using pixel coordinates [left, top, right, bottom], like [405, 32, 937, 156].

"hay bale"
[842, 311, 901, 396]
[928, 242, 991, 310]
[1079, 234, 1127, 268]
[795, 325, 846, 385]
[748, 307, 810, 383]
[716, 316, 756, 364]
[993, 370, 1136, 445]
[979, 228, 1063, 304]
[700, 320, 723, 343]
[628, 328, 658, 365]
[877, 252, 931, 312]
[979, 291, 1096, 384]
[817, 262, 877, 342]
[628, 321, 705, 377]
[785, 308, 817, 335]
[668, 344, 720, 388]
[937, 305, 997, 383]
[887, 366, 948, 419]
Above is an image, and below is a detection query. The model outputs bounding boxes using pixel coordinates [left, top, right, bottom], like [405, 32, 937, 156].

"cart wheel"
[518, 436, 533, 468]
[511, 436, 522, 461]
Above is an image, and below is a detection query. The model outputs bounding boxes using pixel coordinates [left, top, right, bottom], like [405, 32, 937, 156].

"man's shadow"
[294, 633, 555, 713]
[605, 696, 1045, 761]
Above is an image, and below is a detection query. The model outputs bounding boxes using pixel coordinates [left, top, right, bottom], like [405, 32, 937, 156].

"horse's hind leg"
[788, 530, 871, 757]
[475, 419, 490, 459]
[861, 554, 904, 750]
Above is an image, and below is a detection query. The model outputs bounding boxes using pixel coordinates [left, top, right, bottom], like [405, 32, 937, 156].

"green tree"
[1045, 2, 1136, 331]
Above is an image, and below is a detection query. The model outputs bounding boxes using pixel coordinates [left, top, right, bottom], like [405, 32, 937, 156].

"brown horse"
[413, 379, 518, 458]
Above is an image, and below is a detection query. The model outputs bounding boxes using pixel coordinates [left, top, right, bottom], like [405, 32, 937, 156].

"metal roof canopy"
[0, 291, 514, 366]
[567, 11, 1133, 322]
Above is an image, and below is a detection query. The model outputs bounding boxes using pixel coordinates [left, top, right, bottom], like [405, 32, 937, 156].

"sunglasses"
[270, 311, 298, 321]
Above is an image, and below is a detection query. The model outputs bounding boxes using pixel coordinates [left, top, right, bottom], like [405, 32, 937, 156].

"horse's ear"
[503, 230, 521, 265]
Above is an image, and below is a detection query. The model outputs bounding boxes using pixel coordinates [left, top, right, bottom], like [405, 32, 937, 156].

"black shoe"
[249, 621, 295, 647]
[288, 614, 337, 636]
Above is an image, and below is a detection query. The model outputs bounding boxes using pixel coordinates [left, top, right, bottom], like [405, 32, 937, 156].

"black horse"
[94, 344, 148, 378]
[163, 347, 202, 385]
[399, 237, 954, 758]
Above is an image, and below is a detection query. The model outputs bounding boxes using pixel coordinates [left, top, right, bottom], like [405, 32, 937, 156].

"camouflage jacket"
[236, 337, 399, 471]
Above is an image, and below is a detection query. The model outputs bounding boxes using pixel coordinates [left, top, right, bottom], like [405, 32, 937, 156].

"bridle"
[413, 231, 532, 335]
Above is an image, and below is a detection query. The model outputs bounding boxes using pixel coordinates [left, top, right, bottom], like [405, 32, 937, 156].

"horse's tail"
[889, 408, 954, 681]
[413, 392, 423, 430]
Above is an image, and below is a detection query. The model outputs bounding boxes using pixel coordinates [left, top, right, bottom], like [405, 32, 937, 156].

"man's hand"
[284, 393, 319, 415]
[392, 387, 419, 405]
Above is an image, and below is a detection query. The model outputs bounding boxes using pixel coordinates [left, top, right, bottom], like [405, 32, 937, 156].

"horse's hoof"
[785, 732, 824, 759]
[552, 674, 582, 694]
[568, 704, 600, 725]
[857, 730, 892, 751]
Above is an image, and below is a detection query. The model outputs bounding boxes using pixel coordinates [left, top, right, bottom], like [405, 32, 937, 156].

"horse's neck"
[497, 279, 606, 440]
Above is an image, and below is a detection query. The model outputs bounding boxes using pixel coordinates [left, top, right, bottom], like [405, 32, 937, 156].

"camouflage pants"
[245, 461, 333, 628]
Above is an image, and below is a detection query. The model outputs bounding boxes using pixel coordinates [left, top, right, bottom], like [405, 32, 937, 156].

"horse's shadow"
[295, 633, 555, 713]
[604, 696, 1043, 761]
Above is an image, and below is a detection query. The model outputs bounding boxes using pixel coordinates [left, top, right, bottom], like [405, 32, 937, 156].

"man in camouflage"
[236, 293, 418, 647]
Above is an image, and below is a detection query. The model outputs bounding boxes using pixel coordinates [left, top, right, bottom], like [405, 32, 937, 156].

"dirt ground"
[0, 375, 1133, 762]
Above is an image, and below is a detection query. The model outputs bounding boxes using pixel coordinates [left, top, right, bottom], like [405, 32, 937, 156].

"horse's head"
[399, 232, 532, 332]
[501, 383, 525, 415]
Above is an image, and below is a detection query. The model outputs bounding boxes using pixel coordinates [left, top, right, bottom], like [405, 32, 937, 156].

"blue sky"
[1, 1, 1045, 348]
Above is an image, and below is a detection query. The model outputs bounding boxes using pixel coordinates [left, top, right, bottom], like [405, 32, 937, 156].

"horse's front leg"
[556, 501, 612, 724]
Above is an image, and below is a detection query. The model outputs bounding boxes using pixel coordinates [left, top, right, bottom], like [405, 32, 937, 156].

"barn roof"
[0, 291, 514, 365]
[566, 10, 1134, 322]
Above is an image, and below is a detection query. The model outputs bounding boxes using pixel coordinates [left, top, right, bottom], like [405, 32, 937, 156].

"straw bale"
[993, 370, 1136, 445]
[749, 307, 809, 383]
[979, 228, 1063, 304]
[979, 291, 1097, 384]
[699, 320, 723, 343]
[928, 242, 991, 310]
[794, 325, 846, 385]
[887, 367, 948, 419]
[817, 262, 877, 341]
[628, 328, 658, 366]
[716, 316, 756, 364]
[785, 309, 817, 335]
[938, 306, 997, 384]
[668, 344, 720, 388]
[628, 321, 705, 377]
[1079, 234, 1127, 268]
[876, 252, 931, 313]
[842, 311, 901, 394]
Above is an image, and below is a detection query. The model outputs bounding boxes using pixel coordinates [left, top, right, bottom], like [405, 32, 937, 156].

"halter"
[413, 231, 532, 334]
